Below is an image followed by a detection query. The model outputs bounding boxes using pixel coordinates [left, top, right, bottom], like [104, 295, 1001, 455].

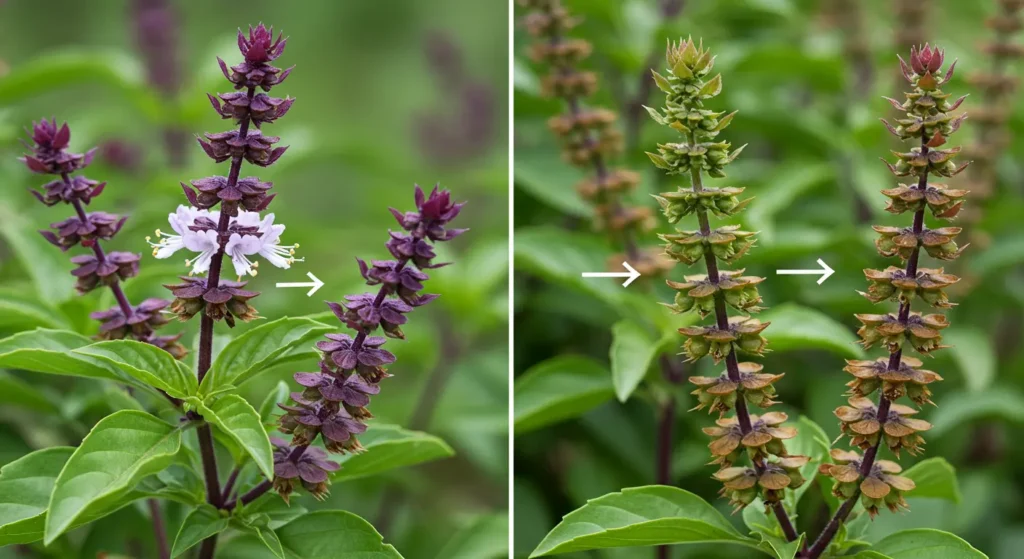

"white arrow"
[276, 272, 325, 296]
[776, 258, 835, 285]
[582, 262, 641, 288]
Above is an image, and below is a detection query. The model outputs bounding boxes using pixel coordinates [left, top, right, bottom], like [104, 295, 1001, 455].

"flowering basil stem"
[22, 119, 187, 362]
[261, 184, 466, 503]
[517, 0, 669, 277]
[148, 23, 300, 559]
[649, 37, 803, 541]
[806, 44, 968, 558]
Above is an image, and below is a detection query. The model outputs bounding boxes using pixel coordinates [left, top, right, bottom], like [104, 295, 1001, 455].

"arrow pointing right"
[276, 272, 325, 296]
[776, 258, 835, 285]
[581, 262, 642, 288]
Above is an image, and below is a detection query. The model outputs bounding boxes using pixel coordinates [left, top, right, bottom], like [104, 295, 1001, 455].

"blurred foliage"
[0, 0, 508, 558]
[514, 0, 1024, 557]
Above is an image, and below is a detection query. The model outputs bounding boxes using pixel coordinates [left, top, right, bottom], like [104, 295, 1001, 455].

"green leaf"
[0, 291, 68, 331]
[765, 533, 804, 559]
[0, 203, 74, 302]
[332, 424, 453, 482]
[514, 355, 614, 435]
[275, 510, 403, 558]
[75, 340, 198, 399]
[759, 303, 864, 358]
[435, 512, 509, 559]
[972, 233, 1024, 278]
[234, 513, 286, 559]
[610, 320, 660, 402]
[242, 496, 308, 529]
[0, 447, 74, 545]
[200, 317, 332, 396]
[0, 49, 163, 122]
[170, 504, 229, 558]
[514, 227, 620, 309]
[930, 388, 1024, 438]
[259, 381, 291, 424]
[745, 163, 834, 242]
[45, 410, 183, 544]
[196, 395, 274, 480]
[0, 329, 138, 387]
[944, 327, 996, 392]
[783, 416, 831, 509]
[865, 528, 987, 558]
[530, 486, 759, 557]
[902, 458, 961, 503]
[514, 151, 591, 217]
[0, 371, 58, 413]
[742, 500, 803, 558]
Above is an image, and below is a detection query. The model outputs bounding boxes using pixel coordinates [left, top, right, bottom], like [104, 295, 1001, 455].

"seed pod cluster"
[821, 44, 967, 520]
[649, 38, 806, 515]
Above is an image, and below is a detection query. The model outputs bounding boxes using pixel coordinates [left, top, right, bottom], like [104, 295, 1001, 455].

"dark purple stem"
[687, 133, 800, 544]
[224, 480, 273, 511]
[220, 467, 241, 503]
[655, 396, 676, 485]
[803, 129, 930, 559]
[195, 85, 257, 559]
[198, 536, 218, 559]
[147, 499, 170, 559]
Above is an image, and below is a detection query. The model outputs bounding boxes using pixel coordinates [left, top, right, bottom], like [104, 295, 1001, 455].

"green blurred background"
[0, 0, 508, 557]
[514, 0, 1024, 558]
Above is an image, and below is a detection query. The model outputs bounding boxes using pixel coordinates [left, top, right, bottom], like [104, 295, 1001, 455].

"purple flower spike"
[19, 118, 187, 361]
[276, 184, 464, 472]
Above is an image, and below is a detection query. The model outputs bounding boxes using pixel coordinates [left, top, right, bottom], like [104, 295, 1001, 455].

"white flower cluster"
[148, 205, 300, 278]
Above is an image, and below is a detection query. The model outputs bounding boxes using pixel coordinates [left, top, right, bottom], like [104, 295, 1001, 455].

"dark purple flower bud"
[197, 129, 287, 167]
[70, 251, 140, 293]
[239, 23, 286, 63]
[90, 298, 170, 340]
[327, 295, 413, 339]
[315, 333, 395, 377]
[385, 231, 438, 268]
[208, 92, 294, 128]
[30, 175, 106, 207]
[216, 24, 292, 91]
[164, 276, 259, 327]
[357, 259, 435, 305]
[318, 406, 367, 453]
[270, 437, 339, 503]
[183, 175, 274, 211]
[41, 212, 126, 251]
[389, 184, 467, 242]
[21, 119, 97, 175]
